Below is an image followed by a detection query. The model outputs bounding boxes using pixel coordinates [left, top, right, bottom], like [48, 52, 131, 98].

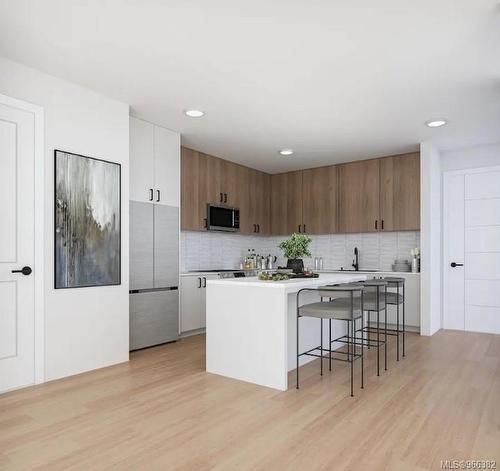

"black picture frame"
[54, 149, 122, 289]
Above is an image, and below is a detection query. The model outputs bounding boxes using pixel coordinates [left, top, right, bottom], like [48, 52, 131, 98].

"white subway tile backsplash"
[180, 231, 420, 272]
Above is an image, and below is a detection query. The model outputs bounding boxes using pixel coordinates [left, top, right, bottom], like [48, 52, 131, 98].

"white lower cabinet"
[180, 274, 219, 333]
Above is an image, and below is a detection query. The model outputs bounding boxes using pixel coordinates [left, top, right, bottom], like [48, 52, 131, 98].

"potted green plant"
[278, 233, 312, 274]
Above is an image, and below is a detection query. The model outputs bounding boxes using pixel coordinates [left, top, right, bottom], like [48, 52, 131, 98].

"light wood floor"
[0, 330, 499, 470]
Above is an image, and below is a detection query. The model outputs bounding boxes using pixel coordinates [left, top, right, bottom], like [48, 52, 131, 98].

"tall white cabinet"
[130, 116, 180, 206]
[129, 116, 181, 350]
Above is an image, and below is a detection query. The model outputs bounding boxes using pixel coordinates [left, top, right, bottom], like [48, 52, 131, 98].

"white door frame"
[0, 93, 45, 384]
[442, 164, 500, 331]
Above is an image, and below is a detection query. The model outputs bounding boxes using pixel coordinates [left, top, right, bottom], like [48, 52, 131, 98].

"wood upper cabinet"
[181, 147, 269, 233]
[182, 147, 420, 234]
[271, 171, 304, 235]
[181, 147, 201, 230]
[248, 169, 270, 235]
[379, 152, 420, 231]
[181, 147, 223, 230]
[338, 159, 380, 233]
[302, 166, 337, 234]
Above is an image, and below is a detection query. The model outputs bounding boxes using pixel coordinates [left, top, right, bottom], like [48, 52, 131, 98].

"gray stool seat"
[299, 301, 362, 320]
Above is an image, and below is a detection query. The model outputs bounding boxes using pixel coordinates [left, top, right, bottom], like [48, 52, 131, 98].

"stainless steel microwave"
[207, 204, 240, 232]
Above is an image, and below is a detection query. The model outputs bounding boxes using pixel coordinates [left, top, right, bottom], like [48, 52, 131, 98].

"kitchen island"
[206, 273, 366, 391]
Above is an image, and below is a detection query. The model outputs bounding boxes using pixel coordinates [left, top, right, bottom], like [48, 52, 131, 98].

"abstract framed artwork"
[54, 150, 121, 289]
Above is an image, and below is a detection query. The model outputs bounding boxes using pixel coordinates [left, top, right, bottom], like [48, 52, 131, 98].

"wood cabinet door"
[338, 159, 380, 233]
[285, 171, 303, 235]
[379, 152, 420, 231]
[302, 165, 337, 234]
[270, 171, 303, 235]
[130, 117, 154, 203]
[255, 171, 271, 235]
[245, 169, 270, 235]
[181, 147, 202, 230]
[270, 173, 288, 235]
[232, 164, 252, 234]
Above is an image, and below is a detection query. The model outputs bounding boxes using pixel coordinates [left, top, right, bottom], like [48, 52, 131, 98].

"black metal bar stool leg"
[367, 311, 371, 349]
[397, 284, 400, 362]
[403, 283, 406, 358]
[329, 318, 332, 371]
[377, 310, 380, 377]
[360, 314, 364, 389]
[349, 320, 353, 397]
[320, 318, 323, 376]
[384, 286, 388, 371]
[296, 311, 300, 389]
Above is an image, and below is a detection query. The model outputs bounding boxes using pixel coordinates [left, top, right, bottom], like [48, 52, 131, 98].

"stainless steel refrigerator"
[129, 201, 179, 350]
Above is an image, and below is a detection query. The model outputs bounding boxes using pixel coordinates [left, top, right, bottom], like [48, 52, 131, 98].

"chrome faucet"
[352, 247, 359, 271]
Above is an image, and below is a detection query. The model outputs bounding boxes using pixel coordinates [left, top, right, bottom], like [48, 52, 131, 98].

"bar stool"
[381, 277, 406, 360]
[334, 280, 388, 375]
[296, 283, 365, 397]
[358, 280, 388, 375]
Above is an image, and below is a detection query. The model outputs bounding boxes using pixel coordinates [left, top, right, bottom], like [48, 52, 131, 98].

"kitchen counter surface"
[207, 273, 367, 293]
[318, 270, 421, 276]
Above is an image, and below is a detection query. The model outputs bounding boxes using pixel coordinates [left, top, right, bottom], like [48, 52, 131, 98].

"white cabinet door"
[154, 125, 180, 207]
[180, 275, 203, 332]
[130, 117, 154, 203]
[199, 275, 219, 328]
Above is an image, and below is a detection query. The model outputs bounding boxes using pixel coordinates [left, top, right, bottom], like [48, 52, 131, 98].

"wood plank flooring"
[0, 330, 499, 470]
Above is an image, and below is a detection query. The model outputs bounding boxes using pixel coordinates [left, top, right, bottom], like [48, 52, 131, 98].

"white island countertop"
[206, 273, 367, 390]
[207, 273, 367, 293]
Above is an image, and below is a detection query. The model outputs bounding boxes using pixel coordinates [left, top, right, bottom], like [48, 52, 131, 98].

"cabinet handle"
[149, 188, 154, 201]
[156, 189, 161, 202]
[257, 224, 260, 233]
[381, 219, 384, 230]
[298, 224, 301, 233]
[375, 220, 378, 230]
[253, 224, 256, 233]
[204, 218, 208, 229]
[198, 277, 202, 288]
[202, 277, 207, 288]
[220, 192, 223, 203]
[303, 224, 306, 233]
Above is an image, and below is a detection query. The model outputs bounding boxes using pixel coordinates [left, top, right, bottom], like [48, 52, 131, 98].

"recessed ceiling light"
[279, 149, 294, 156]
[184, 109, 205, 118]
[426, 119, 447, 128]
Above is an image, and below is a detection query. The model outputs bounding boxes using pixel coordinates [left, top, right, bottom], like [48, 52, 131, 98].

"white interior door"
[0, 101, 36, 393]
[444, 168, 500, 334]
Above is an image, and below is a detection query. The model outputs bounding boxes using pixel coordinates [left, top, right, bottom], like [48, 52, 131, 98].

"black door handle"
[224, 193, 227, 203]
[202, 277, 207, 288]
[12, 266, 32, 276]
[220, 192, 223, 203]
[149, 188, 154, 201]
[450, 262, 464, 268]
[298, 224, 301, 233]
[257, 224, 260, 233]
[156, 189, 160, 202]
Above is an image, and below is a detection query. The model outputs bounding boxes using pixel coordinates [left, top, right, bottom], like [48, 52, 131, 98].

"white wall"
[420, 142, 442, 336]
[0, 57, 130, 381]
[441, 142, 500, 171]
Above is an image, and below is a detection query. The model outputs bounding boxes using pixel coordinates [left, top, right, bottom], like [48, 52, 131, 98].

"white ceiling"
[0, 0, 499, 173]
